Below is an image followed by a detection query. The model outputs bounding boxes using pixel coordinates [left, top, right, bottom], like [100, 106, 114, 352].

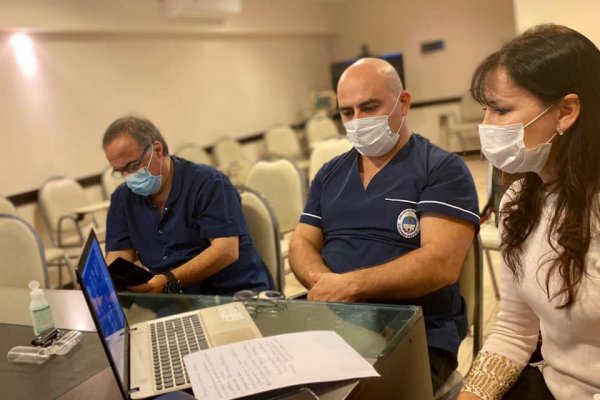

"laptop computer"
[76, 230, 262, 399]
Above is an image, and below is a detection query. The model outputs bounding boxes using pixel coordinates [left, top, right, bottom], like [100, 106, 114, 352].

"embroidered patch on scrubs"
[397, 209, 419, 238]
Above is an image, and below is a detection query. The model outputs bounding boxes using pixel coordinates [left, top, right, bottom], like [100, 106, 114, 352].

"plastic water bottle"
[28, 280, 55, 335]
[50, 330, 83, 355]
[7, 346, 51, 365]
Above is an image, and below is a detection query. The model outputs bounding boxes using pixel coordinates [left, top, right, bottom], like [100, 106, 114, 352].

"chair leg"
[63, 255, 78, 289]
[484, 249, 500, 300]
[57, 258, 63, 288]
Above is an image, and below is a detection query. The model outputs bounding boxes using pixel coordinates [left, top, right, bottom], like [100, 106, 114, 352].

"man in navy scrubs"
[102, 116, 273, 295]
[289, 58, 479, 392]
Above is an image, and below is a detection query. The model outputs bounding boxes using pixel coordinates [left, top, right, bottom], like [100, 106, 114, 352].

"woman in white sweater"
[458, 24, 600, 400]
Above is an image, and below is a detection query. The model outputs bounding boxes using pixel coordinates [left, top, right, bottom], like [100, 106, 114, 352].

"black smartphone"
[108, 257, 155, 290]
[31, 328, 62, 347]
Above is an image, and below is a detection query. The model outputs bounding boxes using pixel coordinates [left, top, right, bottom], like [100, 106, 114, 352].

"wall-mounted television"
[330, 53, 405, 92]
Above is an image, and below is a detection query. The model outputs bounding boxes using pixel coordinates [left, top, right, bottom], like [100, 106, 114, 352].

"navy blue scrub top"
[300, 134, 480, 355]
[106, 156, 273, 295]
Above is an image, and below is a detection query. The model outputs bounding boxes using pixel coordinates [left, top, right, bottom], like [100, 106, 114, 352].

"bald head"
[337, 57, 409, 122]
[338, 58, 403, 97]
[336, 57, 411, 151]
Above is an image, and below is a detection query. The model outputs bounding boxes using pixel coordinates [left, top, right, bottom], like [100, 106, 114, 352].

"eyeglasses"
[232, 290, 285, 313]
[111, 145, 151, 179]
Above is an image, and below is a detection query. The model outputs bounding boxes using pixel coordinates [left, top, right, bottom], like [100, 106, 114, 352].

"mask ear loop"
[148, 142, 163, 176]
[388, 92, 404, 135]
[523, 103, 555, 129]
[395, 116, 405, 135]
[146, 145, 155, 170]
[388, 92, 402, 116]
[155, 145, 164, 176]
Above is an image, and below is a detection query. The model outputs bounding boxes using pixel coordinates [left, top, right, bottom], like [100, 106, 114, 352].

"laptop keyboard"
[149, 314, 209, 391]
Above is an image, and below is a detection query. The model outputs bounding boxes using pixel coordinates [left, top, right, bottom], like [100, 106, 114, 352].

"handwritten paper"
[183, 330, 379, 400]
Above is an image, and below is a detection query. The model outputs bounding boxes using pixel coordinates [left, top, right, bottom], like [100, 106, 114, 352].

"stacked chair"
[305, 115, 340, 151]
[174, 143, 213, 166]
[0, 196, 76, 288]
[434, 235, 484, 400]
[38, 176, 108, 261]
[212, 137, 251, 186]
[243, 159, 305, 263]
[238, 187, 284, 292]
[0, 214, 51, 289]
[308, 137, 352, 183]
[263, 125, 309, 173]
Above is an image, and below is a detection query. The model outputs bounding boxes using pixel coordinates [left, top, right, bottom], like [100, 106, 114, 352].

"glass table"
[119, 292, 433, 399]
[0, 288, 433, 399]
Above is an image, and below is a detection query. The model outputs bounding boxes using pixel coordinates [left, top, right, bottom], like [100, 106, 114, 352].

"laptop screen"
[77, 231, 128, 391]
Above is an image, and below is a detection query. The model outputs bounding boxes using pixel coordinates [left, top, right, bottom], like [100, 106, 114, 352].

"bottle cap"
[28, 280, 45, 306]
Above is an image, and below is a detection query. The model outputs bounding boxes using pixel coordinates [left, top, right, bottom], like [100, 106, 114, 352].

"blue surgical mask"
[125, 148, 163, 196]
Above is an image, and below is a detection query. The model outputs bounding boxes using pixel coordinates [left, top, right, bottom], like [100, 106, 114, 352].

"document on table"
[183, 330, 380, 400]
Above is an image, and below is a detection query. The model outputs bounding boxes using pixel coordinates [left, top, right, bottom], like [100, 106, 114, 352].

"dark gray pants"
[503, 365, 555, 400]
[429, 347, 458, 393]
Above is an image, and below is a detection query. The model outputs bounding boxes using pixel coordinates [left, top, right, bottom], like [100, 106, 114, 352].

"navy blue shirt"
[300, 134, 479, 356]
[106, 156, 274, 295]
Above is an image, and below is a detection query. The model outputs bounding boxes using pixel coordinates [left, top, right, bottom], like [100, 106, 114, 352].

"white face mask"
[344, 94, 404, 157]
[478, 104, 556, 174]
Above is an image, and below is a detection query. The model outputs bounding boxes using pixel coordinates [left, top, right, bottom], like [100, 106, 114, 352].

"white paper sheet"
[183, 330, 380, 400]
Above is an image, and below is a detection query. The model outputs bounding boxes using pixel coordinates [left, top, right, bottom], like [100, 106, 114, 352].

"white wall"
[2, 0, 519, 198]
[332, 0, 515, 103]
[513, 0, 600, 46]
[0, 0, 337, 196]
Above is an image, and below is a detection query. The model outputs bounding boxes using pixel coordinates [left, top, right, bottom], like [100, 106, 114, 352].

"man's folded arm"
[306, 213, 475, 302]
[289, 223, 332, 289]
[350, 213, 475, 300]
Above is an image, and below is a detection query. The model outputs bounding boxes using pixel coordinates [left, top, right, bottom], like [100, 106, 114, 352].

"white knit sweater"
[462, 189, 600, 400]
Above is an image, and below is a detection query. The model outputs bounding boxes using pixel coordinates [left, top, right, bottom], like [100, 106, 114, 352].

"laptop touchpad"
[211, 328, 260, 346]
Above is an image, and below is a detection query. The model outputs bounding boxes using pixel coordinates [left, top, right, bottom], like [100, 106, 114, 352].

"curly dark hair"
[471, 24, 600, 308]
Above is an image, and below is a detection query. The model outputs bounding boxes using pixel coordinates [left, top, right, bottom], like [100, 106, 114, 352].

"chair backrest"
[305, 116, 340, 148]
[100, 166, 124, 200]
[0, 196, 17, 215]
[264, 125, 304, 161]
[433, 235, 484, 400]
[239, 188, 284, 292]
[212, 137, 250, 185]
[308, 137, 352, 182]
[174, 143, 213, 166]
[459, 234, 484, 359]
[0, 214, 49, 288]
[212, 137, 248, 166]
[38, 176, 95, 245]
[244, 159, 304, 235]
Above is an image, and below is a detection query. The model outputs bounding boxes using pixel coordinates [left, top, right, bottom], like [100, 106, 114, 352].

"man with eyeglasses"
[102, 115, 274, 295]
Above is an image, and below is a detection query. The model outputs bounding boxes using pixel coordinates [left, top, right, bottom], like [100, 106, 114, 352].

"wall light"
[10, 33, 38, 77]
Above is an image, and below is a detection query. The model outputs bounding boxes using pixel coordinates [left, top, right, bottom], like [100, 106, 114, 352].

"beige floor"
[282, 154, 502, 376]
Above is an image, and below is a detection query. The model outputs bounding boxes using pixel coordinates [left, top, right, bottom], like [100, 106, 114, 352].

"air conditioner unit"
[161, 0, 242, 21]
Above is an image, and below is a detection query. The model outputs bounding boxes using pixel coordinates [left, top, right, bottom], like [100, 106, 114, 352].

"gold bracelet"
[461, 351, 522, 400]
